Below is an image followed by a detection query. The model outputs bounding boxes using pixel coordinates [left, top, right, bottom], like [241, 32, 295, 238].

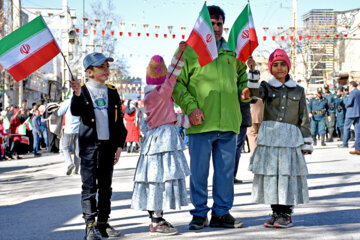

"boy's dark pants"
[80, 140, 116, 223]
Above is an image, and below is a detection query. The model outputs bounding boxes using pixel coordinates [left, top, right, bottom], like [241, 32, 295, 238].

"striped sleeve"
[167, 56, 184, 77]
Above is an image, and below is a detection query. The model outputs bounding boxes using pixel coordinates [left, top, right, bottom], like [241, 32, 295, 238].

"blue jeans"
[33, 131, 40, 154]
[343, 117, 360, 150]
[41, 128, 48, 147]
[234, 126, 247, 178]
[188, 131, 236, 217]
[62, 133, 80, 171]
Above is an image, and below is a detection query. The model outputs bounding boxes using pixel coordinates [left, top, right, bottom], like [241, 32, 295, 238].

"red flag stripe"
[7, 40, 60, 81]
[238, 40, 258, 63]
[187, 30, 213, 67]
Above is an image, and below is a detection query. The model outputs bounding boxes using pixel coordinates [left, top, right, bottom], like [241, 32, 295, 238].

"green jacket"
[173, 39, 248, 135]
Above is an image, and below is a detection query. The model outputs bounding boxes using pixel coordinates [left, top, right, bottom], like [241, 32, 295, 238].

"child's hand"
[176, 41, 187, 58]
[179, 41, 187, 52]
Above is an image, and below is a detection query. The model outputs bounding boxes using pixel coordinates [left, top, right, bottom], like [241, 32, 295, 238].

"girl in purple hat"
[246, 49, 313, 228]
[131, 42, 190, 236]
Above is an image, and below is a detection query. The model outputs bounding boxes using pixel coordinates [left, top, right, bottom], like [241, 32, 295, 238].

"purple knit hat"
[146, 55, 167, 85]
[268, 49, 291, 75]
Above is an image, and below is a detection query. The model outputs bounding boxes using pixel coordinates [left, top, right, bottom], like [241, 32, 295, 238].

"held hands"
[241, 88, 250, 100]
[247, 56, 256, 71]
[189, 108, 205, 126]
[71, 79, 81, 96]
[114, 147, 122, 165]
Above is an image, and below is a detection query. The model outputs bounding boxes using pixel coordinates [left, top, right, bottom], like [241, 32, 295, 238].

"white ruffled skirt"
[131, 124, 190, 211]
[249, 121, 309, 206]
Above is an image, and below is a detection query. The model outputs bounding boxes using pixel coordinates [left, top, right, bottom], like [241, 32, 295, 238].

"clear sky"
[21, 0, 360, 80]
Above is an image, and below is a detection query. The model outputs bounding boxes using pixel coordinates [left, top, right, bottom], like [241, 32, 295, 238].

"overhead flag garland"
[31, 11, 359, 42]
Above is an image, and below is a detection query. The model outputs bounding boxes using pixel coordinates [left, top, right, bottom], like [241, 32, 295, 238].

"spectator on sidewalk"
[32, 109, 42, 157]
[124, 100, 140, 153]
[56, 98, 81, 175]
[9, 109, 22, 159]
[339, 81, 360, 154]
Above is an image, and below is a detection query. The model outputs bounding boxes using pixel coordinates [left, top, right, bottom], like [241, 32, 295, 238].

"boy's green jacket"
[173, 39, 249, 135]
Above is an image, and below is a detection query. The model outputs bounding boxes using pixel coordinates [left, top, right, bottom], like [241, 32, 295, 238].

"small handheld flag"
[187, 3, 218, 67]
[0, 16, 61, 81]
[227, 3, 258, 63]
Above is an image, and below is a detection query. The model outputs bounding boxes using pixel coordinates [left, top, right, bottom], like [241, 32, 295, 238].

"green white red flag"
[24, 117, 33, 131]
[0, 16, 61, 82]
[187, 3, 218, 66]
[3, 116, 10, 130]
[227, 3, 258, 63]
[16, 124, 27, 135]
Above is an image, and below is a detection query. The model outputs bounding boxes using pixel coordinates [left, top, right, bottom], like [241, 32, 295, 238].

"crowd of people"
[1, 4, 359, 240]
[0, 99, 50, 160]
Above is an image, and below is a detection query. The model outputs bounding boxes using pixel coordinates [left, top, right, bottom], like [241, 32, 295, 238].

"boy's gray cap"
[83, 52, 114, 70]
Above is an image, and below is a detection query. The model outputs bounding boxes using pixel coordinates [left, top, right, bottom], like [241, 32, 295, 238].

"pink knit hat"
[146, 55, 167, 85]
[268, 49, 291, 74]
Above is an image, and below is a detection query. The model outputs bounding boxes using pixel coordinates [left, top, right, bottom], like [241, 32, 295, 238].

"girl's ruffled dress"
[131, 54, 190, 211]
[131, 120, 190, 210]
[249, 120, 309, 205]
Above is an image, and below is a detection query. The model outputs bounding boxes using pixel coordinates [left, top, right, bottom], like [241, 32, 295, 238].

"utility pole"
[292, 0, 297, 80]
[12, 0, 22, 106]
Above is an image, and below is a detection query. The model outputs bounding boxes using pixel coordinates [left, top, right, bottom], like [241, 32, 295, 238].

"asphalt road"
[0, 140, 359, 240]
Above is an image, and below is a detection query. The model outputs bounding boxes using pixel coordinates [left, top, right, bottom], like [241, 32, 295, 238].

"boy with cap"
[71, 52, 127, 240]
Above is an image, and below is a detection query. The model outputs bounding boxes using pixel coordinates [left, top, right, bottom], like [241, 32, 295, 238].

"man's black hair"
[208, 5, 225, 23]
[349, 81, 358, 87]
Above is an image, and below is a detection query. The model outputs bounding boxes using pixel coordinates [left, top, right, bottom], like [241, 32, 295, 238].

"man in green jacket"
[173, 5, 255, 230]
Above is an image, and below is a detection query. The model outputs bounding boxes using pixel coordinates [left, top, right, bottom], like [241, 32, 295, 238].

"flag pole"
[247, 0, 252, 56]
[60, 51, 76, 81]
[168, 50, 184, 80]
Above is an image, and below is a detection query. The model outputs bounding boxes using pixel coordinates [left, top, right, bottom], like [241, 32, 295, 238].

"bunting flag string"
[74, 27, 359, 41]
[34, 11, 359, 32]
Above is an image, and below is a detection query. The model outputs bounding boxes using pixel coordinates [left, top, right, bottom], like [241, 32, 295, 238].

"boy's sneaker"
[264, 213, 279, 228]
[150, 220, 179, 236]
[85, 222, 102, 240]
[97, 222, 121, 238]
[189, 215, 208, 230]
[209, 213, 243, 228]
[274, 213, 293, 228]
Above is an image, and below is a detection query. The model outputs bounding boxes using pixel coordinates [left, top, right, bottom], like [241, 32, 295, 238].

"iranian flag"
[16, 124, 27, 135]
[24, 117, 33, 131]
[227, 3, 258, 63]
[3, 116, 10, 130]
[187, 3, 218, 66]
[0, 16, 61, 82]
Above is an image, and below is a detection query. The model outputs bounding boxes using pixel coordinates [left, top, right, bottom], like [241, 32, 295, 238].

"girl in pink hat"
[246, 49, 313, 228]
[131, 42, 190, 236]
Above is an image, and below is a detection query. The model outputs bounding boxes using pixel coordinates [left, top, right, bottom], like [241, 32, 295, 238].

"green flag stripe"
[0, 16, 47, 57]
[232, 4, 250, 33]
[199, 3, 214, 34]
